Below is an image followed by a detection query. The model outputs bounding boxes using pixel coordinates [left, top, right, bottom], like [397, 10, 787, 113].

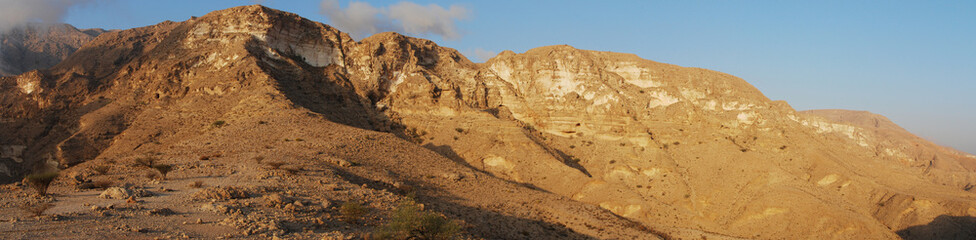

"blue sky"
[61, 0, 975, 153]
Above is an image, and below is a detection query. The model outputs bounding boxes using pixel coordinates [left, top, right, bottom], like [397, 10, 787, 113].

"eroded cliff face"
[361, 43, 976, 238]
[0, 4, 973, 240]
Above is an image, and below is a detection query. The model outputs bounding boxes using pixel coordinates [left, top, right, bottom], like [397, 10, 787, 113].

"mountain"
[801, 109, 976, 171]
[0, 6, 656, 239]
[0, 23, 107, 76]
[1, 5, 974, 239]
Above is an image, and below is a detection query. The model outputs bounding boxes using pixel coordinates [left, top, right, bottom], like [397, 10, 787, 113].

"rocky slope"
[802, 109, 976, 177]
[1, 4, 974, 240]
[0, 6, 657, 239]
[0, 23, 106, 76]
[376, 44, 976, 239]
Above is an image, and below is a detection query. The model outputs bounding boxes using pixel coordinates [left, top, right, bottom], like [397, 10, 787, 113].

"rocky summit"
[0, 5, 974, 240]
[0, 23, 107, 77]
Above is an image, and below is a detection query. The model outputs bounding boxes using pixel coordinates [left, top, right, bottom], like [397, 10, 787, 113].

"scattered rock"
[192, 186, 250, 201]
[66, 171, 88, 184]
[146, 208, 176, 216]
[263, 194, 288, 207]
[201, 203, 230, 214]
[100, 187, 155, 199]
[99, 187, 132, 199]
[321, 231, 355, 240]
[442, 173, 463, 181]
[323, 184, 341, 191]
[324, 157, 355, 167]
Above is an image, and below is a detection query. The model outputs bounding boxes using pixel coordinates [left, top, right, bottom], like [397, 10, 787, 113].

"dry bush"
[93, 180, 114, 188]
[199, 154, 223, 161]
[340, 201, 367, 223]
[90, 165, 111, 175]
[212, 120, 227, 128]
[21, 202, 53, 217]
[373, 200, 462, 240]
[282, 167, 300, 175]
[79, 179, 114, 190]
[25, 172, 59, 196]
[151, 164, 173, 180]
[134, 157, 156, 168]
[405, 127, 426, 143]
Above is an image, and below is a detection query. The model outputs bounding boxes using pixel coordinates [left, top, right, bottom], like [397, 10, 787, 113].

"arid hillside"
[0, 23, 106, 76]
[0, 5, 974, 240]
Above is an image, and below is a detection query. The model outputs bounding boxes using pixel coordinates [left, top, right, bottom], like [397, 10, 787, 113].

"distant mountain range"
[0, 23, 107, 76]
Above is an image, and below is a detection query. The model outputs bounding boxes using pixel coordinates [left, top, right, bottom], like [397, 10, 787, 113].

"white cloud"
[0, 0, 96, 33]
[319, 0, 469, 40]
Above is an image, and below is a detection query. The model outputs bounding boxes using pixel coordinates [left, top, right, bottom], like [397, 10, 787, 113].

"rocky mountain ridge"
[1, 5, 974, 239]
[0, 23, 107, 76]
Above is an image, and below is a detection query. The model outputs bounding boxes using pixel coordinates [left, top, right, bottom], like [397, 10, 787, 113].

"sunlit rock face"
[363, 43, 976, 239]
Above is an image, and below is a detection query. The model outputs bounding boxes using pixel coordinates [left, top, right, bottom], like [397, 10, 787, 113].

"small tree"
[25, 172, 59, 196]
[151, 164, 173, 180]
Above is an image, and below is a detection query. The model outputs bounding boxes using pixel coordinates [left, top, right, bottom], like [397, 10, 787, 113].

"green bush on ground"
[373, 199, 462, 240]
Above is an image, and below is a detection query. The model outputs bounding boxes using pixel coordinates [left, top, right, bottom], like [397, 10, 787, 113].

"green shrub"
[212, 120, 227, 128]
[25, 172, 59, 196]
[373, 200, 462, 240]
